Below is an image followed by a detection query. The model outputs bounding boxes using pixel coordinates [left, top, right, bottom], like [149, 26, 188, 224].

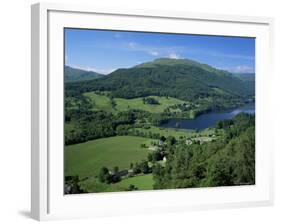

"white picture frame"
[31, 2, 274, 221]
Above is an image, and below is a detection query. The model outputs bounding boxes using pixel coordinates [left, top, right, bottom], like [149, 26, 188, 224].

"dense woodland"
[152, 113, 255, 188]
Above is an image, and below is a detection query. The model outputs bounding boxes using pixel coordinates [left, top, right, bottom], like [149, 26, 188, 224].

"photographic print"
[64, 29, 255, 194]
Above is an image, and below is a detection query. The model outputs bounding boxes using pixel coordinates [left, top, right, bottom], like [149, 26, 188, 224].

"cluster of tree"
[146, 136, 176, 162]
[64, 176, 87, 194]
[127, 184, 138, 191]
[148, 113, 170, 126]
[152, 113, 255, 189]
[64, 94, 152, 144]
[97, 161, 153, 186]
[166, 103, 190, 112]
[142, 97, 160, 105]
[98, 166, 121, 184]
[65, 109, 116, 145]
[148, 150, 165, 162]
[216, 119, 234, 129]
[118, 127, 162, 140]
[131, 160, 152, 175]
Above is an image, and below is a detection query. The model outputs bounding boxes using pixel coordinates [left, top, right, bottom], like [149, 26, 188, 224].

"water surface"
[160, 103, 255, 130]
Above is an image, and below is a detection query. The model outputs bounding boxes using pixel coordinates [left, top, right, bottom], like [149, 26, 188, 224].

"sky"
[65, 28, 255, 75]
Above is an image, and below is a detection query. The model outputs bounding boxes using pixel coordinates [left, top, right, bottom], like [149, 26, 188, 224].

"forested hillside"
[65, 66, 103, 82]
[65, 58, 254, 101]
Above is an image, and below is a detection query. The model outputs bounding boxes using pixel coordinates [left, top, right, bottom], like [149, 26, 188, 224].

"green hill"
[232, 73, 255, 95]
[136, 58, 230, 76]
[66, 58, 254, 101]
[65, 66, 103, 82]
[232, 73, 255, 82]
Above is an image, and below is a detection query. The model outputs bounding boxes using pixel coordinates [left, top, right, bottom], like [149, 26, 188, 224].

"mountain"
[232, 73, 255, 82]
[232, 73, 255, 94]
[65, 58, 254, 101]
[64, 66, 103, 82]
[136, 58, 231, 76]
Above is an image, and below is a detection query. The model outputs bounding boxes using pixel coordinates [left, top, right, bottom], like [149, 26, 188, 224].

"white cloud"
[93, 68, 117, 74]
[126, 42, 253, 61]
[224, 65, 255, 73]
[126, 42, 182, 58]
[149, 51, 159, 56]
[128, 42, 137, 49]
[168, 53, 182, 59]
[69, 64, 116, 75]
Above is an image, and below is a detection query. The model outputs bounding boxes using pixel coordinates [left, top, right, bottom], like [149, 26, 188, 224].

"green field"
[115, 96, 184, 113]
[65, 136, 151, 178]
[83, 92, 185, 113]
[79, 174, 154, 193]
[112, 174, 154, 190]
[83, 92, 114, 112]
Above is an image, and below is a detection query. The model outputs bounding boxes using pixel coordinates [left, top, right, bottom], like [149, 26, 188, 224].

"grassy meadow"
[112, 174, 154, 190]
[79, 174, 154, 193]
[83, 92, 185, 113]
[65, 136, 151, 178]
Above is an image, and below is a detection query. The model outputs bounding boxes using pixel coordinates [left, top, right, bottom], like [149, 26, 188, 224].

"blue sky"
[65, 28, 255, 75]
